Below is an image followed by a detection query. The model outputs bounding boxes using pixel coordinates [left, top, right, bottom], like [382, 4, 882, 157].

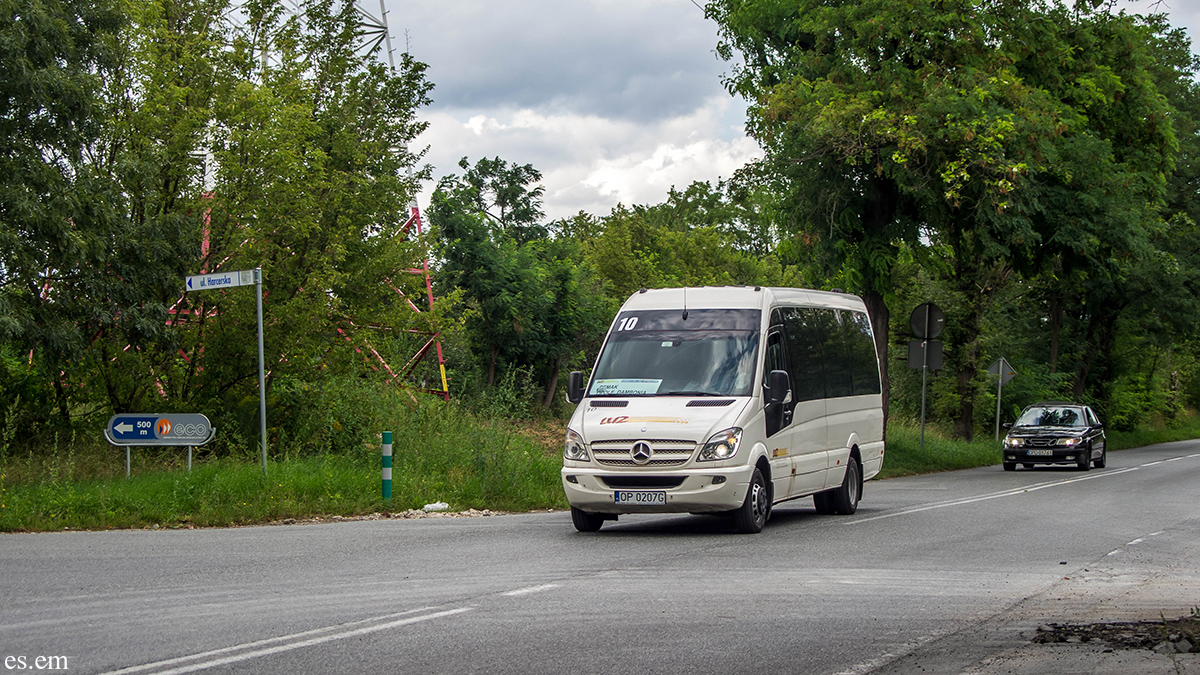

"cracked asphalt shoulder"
[865, 522, 1200, 674]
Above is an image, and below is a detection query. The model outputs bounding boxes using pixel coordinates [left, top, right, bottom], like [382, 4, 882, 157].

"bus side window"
[782, 308, 827, 402]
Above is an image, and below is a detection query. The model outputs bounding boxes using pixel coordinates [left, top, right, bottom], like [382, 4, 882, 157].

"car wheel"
[1093, 445, 1106, 469]
[571, 507, 605, 532]
[733, 467, 769, 534]
[1003, 462, 1016, 471]
[831, 456, 862, 515]
[813, 491, 836, 514]
[1076, 447, 1091, 471]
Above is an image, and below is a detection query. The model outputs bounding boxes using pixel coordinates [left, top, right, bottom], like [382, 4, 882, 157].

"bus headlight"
[699, 428, 742, 462]
[564, 429, 589, 461]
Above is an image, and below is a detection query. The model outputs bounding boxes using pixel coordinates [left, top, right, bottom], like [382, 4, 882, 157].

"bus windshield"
[589, 330, 759, 397]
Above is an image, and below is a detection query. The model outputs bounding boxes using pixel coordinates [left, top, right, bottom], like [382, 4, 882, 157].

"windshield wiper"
[661, 390, 727, 396]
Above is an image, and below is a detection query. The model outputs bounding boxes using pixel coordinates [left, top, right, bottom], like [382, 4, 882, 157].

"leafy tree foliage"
[1, 0, 436, 452]
[583, 180, 799, 300]
[431, 157, 610, 406]
[708, 0, 1200, 437]
[0, 0, 125, 425]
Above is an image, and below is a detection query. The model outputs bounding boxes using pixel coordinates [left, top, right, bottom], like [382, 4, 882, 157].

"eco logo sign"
[105, 414, 214, 446]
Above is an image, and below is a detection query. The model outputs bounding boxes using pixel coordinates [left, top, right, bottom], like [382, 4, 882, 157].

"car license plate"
[614, 490, 666, 505]
[1027, 448, 1053, 456]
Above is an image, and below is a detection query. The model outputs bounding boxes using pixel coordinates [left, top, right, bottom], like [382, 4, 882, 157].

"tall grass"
[878, 420, 1001, 479]
[0, 399, 567, 532]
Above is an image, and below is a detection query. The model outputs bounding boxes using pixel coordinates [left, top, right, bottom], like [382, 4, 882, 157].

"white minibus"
[562, 286, 885, 533]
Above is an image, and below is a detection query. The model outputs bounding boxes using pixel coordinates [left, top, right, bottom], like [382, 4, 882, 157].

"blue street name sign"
[185, 269, 258, 292]
[104, 413, 214, 446]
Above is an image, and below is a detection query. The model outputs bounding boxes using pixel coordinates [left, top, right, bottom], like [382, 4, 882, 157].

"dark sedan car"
[1002, 402, 1106, 471]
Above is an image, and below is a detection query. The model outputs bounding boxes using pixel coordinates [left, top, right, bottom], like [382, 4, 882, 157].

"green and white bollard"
[382, 431, 393, 501]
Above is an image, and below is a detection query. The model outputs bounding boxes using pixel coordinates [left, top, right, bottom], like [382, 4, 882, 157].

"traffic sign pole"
[988, 357, 1017, 440]
[996, 373, 1003, 441]
[183, 268, 267, 474]
[920, 305, 930, 453]
[908, 302, 945, 455]
[256, 268, 267, 474]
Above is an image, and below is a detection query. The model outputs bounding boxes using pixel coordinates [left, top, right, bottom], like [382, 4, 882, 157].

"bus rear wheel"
[831, 456, 862, 515]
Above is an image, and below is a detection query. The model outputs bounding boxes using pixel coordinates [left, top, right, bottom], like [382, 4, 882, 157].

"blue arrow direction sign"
[105, 414, 214, 446]
[185, 269, 258, 292]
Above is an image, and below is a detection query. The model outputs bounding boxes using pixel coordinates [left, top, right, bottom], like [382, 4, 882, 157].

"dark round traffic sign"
[910, 303, 945, 339]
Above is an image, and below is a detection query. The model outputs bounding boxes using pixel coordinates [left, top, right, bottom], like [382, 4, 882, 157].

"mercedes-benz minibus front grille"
[598, 475, 687, 489]
[589, 439, 696, 467]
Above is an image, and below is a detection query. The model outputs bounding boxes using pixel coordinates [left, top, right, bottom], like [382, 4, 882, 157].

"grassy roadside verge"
[2, 411, 1197, 532]
[877, 413, 1200, 480]
[0, 404, 568, 532]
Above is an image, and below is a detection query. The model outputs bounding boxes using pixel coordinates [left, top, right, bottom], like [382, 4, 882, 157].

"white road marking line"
[830, 628, 955, 675]
[98, 607, 471, 675]
[850, 468, 1140, 525]
[1127, 538, 1144, 545]
[503, 583, 561, 597]
[1143, 461, 1163, 466]
[1166, 457, 1183, 462]
[96, 607, 436, 675]
[1107, 550, 1121, 556]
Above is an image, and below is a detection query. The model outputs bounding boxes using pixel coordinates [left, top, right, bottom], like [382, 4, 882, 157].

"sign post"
[908, 303, 945, 453]
[186, 268, 268, 474]
[987, 358, 1018, 440]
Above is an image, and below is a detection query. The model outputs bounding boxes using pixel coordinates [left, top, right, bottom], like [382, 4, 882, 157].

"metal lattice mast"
[354, 0, 449, 400]
[220, 0, 450, 400]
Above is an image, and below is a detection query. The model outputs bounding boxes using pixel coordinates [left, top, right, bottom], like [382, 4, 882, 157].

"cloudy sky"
[385, 0, 1200, 221]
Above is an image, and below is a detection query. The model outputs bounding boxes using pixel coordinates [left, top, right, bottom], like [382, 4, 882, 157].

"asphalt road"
[3, 439, 1200, 675]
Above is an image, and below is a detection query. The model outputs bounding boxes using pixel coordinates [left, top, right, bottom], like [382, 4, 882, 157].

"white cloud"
[398, 0, 1200, 224]
[415, 96, 762, 220]
[389, 0, 756, 220]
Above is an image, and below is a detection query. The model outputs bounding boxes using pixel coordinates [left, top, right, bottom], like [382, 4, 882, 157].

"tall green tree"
[0, 0, 123, 424]
[184, 0, 434, 436]
[77, 0, 225, 415]
[708, 0, 1191, 437]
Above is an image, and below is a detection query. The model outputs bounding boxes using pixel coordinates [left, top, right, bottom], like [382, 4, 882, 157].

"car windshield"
[588, 329, 759, 397]
[1015, 407, 1086, 427]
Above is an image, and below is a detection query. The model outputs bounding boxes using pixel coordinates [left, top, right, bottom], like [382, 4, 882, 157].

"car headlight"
[1004, 437, 1024, 447]
[698, 428, 742, 462]
[564, 428, 589, 461]
[1058, 437, 1082, 446]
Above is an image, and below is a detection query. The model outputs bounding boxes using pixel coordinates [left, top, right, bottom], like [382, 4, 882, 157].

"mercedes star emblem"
[631, 442, 653, 465]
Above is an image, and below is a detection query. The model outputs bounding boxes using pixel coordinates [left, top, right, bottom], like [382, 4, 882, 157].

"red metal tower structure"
[393, 205, 449, 400]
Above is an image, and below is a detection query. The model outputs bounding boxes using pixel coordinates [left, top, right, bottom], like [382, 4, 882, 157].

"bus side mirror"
[1002, 422, 1012, 429]
[567, 371, 586, 404]
[767, 370, 791, 404]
